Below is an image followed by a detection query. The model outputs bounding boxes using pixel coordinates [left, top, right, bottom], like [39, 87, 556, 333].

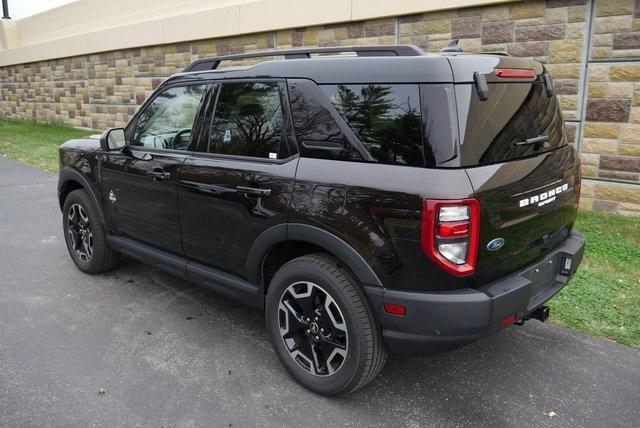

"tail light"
[421, 199, 480, 276]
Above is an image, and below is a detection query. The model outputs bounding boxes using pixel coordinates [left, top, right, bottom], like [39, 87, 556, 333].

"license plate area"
[524, 251, 566, 310]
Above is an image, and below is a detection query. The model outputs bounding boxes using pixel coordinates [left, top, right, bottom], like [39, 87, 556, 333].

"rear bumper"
[365, 230, 585, 354]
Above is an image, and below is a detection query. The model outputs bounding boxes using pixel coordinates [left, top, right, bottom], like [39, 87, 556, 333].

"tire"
[266, 253, 387, 396]
[62, 189, 119, 274]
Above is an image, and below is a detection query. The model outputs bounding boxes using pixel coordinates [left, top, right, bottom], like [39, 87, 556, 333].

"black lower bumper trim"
[365, 230, 585, 355]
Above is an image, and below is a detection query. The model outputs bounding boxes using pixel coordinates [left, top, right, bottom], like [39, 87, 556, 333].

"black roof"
[166, 45, 543, 85]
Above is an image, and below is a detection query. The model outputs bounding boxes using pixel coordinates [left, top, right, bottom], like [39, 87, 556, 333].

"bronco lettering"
[519, 183, 569, 208]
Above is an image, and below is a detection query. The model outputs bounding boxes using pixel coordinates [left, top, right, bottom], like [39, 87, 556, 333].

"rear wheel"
[266, 253, 387, 396]
[62, 189, 118, 274]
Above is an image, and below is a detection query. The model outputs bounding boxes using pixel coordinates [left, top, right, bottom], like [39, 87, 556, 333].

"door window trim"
[185, 150, 299, 166]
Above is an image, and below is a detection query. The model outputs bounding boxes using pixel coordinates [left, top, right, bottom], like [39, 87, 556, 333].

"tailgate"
[466, 146, 580, 284]
[449, 54, 580, 283]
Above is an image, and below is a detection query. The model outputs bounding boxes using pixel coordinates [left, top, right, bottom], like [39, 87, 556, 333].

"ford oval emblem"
[487, 238, 505, 251]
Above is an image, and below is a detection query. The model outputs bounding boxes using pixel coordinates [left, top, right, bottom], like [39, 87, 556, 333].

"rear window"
[321, 84, 424, 167]
[456, 82, 567, 166]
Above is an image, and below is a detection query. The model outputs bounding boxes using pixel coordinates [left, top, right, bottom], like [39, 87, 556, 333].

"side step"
[107, 235, 263, 309]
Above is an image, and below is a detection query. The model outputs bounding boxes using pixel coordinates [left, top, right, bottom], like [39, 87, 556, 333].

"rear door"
[179, 80, 298, 279]
[451, 61, 580, 284]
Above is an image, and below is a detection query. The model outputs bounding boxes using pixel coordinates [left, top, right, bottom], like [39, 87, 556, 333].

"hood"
[59, 135, 101, 152]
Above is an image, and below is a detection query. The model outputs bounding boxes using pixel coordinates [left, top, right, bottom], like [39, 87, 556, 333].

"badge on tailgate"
[518, 183, 568, 208]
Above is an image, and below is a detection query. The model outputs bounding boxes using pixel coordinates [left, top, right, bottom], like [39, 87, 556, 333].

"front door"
[101, 83, 209, 254]
[179, 81, 298, 279]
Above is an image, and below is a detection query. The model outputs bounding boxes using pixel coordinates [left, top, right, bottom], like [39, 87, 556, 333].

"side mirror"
[100, 128, 126, 151]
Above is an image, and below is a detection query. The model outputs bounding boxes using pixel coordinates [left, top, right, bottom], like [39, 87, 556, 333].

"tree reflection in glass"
[322, 84, 424, 167]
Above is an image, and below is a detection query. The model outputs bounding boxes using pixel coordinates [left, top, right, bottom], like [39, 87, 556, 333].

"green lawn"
[548, 210, 640, 347]
[1, 118, 638, 347]
[0, 119, 97, 172]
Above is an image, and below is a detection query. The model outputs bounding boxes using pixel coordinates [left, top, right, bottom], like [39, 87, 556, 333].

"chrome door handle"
[147, 169, 170, 182]
[236, 186, 271, 197]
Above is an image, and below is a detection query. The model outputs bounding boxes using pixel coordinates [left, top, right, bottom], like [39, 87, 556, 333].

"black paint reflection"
[459, 82, 566, 166]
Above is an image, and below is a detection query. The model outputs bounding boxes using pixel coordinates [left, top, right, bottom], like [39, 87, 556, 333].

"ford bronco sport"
[58, 44, 585, 396]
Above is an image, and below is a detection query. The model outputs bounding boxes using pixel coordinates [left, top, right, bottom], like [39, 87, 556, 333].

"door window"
[208, 82, 288, 159]
[131, 84, 207, 151]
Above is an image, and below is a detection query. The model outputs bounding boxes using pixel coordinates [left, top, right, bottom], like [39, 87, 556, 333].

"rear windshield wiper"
[515, 135, 549, 149]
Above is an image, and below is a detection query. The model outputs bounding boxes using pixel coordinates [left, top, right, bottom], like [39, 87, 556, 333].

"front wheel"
[265, 254, 387, 396]
[62, 189, 118, 274]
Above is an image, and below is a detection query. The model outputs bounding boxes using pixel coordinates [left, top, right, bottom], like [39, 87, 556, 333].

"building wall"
[1, 0, 639, 214]
[0, 0, 513, 65]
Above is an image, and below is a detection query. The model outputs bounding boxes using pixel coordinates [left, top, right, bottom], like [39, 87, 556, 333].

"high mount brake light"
[421, 199, 480, 276]
[495, 68, 537, 79]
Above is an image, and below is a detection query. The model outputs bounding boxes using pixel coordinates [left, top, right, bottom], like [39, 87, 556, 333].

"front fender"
[58, 167, 106, 227]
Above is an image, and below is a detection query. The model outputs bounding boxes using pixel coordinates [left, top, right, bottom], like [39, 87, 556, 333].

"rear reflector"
[502, 314, 517, 327]
[495, 68, 537, 79]
[383, 303, 407, 316]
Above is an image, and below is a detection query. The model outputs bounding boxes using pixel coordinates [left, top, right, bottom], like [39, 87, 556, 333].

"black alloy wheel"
[266, 253, 387, 396]
[66, 203, 93, 262]
[278, 281, 349, 376]
[62, 189, 119, 274]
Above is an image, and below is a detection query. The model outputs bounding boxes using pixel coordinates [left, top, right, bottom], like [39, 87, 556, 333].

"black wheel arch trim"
[58, 167, 106, 227]
[246, 223, 288, 285]
[247, 223, 383, 288]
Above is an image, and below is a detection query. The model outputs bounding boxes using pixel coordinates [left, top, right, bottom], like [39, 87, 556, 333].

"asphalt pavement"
[1, 157, 639, 427]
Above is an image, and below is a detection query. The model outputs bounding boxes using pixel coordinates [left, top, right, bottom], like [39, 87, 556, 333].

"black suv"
[58, 45, 585, 396]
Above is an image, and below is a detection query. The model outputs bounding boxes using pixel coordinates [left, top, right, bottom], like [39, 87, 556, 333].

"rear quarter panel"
[290, 158, 475, 291]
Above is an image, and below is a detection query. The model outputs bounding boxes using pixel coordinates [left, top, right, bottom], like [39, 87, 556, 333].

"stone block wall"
[0, 0, 639, 214]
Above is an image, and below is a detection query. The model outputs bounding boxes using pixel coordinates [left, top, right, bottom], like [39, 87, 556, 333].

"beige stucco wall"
[0, 0, 516, 66]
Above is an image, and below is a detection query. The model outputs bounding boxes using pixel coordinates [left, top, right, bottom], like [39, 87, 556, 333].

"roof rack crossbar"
[183, 45, 424, 72]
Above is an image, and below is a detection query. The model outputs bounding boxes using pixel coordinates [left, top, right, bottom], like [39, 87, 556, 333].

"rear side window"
[287, 79, 363, 161]
[207, 82, 289, 159]
[321, 84, 423, 167]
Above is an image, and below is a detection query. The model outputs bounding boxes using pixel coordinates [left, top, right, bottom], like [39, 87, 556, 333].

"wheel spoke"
[67, 228, 79, 250]
[68, 205, 78, 226]
[278, 298, 307, 342]
[310, 343, 326, 375]
[321, 334, 346, 351]
[282, 299, 306, 325]
[288, 282, 317, 315]
[325, 347, 347, 375]
[83, 235, 92, 259]
[323, 295, 346, 333]
[78, 206, 89, 225]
